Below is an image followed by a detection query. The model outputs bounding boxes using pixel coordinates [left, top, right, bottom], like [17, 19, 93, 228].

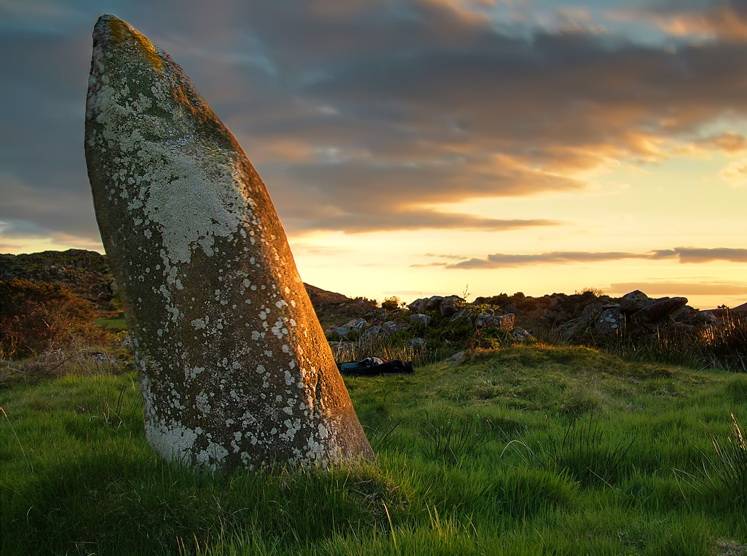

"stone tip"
[93, 14, 124, 40]
[91, 14, 164, 72]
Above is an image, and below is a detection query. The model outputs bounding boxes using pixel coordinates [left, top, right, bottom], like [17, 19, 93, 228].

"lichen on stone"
[85, 15, 373, 471]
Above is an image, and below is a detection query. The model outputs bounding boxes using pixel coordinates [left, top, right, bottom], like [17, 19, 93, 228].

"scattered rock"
[327, 318, 368, 338]
[511, 327, 536, 343]
[593, 305, 624, 337]
[343, 318, 368, 330]
[407, 295, 464, 316]
[84, 15, 372, 470]
[410, 337, 426, 349]
[440, 296, 465, 317]
[715, 539, 747, 556]
[383, 321, 405, 334]
[696, 310, 719, 324]
[409, 313, 432, 327]
[475, 311, 516, 331]
[619, 290, 650, 313]
[361, 325, 383, 340]
[447, 351, 467, 365]
[632, 297, 688, 325]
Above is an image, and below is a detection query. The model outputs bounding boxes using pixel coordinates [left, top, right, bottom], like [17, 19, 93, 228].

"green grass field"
[2, 345, 747, 555]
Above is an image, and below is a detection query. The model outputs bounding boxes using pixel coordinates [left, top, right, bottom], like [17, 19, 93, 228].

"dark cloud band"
[438, 247, 747, 269]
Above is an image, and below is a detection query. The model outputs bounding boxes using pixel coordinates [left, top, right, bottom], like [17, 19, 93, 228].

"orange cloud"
[439, 247, 747, 269]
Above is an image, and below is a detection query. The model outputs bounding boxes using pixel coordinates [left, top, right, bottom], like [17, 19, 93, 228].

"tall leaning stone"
[84, 15, 373, 469]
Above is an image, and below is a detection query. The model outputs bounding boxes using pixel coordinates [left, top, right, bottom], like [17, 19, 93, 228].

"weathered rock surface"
[475, 311, 515, 331]
[409, 313, 432, 327]
[619, 290, 650, 314]
[632, 297, 688, 326]
[408, 295, 464, 316]
[325, 318, 368, 339]
[409, 337, 426, 349]
[84, 15, 372, 469]
[593, 305, 624, 337]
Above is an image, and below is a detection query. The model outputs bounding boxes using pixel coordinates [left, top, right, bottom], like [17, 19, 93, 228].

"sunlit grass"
[2, 344, 747, 554]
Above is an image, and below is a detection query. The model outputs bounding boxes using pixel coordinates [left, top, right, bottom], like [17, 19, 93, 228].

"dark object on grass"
[339, 357, 414, 376]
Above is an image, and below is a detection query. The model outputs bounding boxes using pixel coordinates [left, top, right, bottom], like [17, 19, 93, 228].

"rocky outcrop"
[475, 311, 515, 331]
[325, 318, 368, 339]
[408, 295, 464, 316]
[553, 294, 697, 343]
[84, 15, 372, 470]
[409, 313, 432, 327]
[0, 250, 114, 309]
[631, 297, 688, 326]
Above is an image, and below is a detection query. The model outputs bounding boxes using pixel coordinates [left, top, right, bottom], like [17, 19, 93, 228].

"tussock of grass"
[2, 344, 747, 554]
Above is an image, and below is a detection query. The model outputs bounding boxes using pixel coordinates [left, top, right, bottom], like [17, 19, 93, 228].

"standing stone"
[84, 15, 373, 469]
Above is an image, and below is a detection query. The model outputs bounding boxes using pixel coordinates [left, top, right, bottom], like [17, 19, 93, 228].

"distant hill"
[0, 249, 376, 325]
[1, 249, 743, 330]
[0, 250, 114, 309]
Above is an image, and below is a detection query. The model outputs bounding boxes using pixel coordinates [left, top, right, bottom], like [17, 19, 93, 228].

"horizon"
[2, 1, 747, 309]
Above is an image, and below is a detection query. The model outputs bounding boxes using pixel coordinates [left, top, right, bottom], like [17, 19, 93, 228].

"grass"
[573, 311, 747, 372]
[2, 344, 747, 554]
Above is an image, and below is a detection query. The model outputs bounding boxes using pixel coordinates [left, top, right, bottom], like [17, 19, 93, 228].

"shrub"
[381, 296, 402, 311]
[699, 311, 747, 371]
[0, 279, 105, 359]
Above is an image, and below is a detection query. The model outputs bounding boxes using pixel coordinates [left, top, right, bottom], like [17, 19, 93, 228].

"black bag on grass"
[338, 357, 414, 376]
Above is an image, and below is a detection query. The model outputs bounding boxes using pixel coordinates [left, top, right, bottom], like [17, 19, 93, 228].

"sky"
[1, 0, 747, 309]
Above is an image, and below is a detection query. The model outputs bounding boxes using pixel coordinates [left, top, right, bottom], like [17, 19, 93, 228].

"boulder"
[619, 290, 651, 314]
[408, 296, 440, 313]
[410, 337, 426, 349]
[632, 297, 688, 325]
[343, 318, 368, 331]
[554, 302, 604, 342]
[511, 327, 536, 343]
[475, 311, 516, 331]
[409, 313, 432, 327]
[695, 310, 719, 325]
[382, 320, 404, 334]
[84, 16, 372, 470]
[407, 295, 464, 316]
[593, 305, 624, 337]
[329, 318, 367, 338]
[440, 296, 464, 317]
[361, 325, 383, 340]
[331, 326, 351, 339]
[449, 308, 471, 322]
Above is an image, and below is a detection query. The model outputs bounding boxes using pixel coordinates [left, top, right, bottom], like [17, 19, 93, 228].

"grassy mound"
[2, 345, 747, 555]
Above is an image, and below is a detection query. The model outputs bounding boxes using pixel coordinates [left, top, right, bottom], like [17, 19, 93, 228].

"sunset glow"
[2, 0, 746, 308]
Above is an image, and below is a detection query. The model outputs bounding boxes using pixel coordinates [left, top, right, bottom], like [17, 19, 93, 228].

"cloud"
[651, 247, 747, 263]
[440, 247, 747, 268]
[5, 0, 747, 239]
[696, 132, 747, 152]
[446, 250, 648, 269]
[720, 159, 747, 188]
[208, 0, 747, 232]
[292, 210, 557, 234]
[616, 1, 747, 42]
